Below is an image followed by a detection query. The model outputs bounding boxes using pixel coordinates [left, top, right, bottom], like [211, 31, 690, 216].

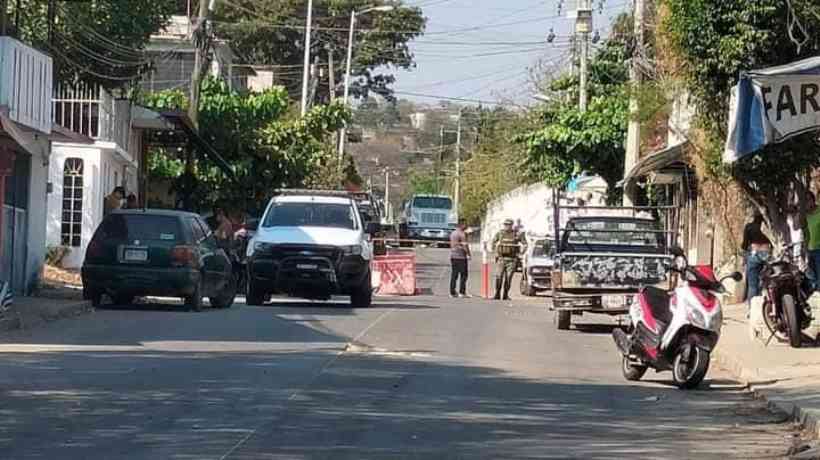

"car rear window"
[96, 214, 182, 242]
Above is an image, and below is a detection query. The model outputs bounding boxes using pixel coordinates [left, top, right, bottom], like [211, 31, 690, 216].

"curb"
[0, 300, 93, 334]
[713, 347, 820, 439]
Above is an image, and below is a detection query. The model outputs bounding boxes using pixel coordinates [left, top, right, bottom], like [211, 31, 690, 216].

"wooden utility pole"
[454, 109, 462, 218]
[623, 0, 645, 206]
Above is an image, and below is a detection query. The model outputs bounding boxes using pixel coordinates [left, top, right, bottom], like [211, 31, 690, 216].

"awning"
[132, 105, 174, 130]
[159, 111, 238, 184]
[0, 110, 49, 158]
[619, 141, 688, 188]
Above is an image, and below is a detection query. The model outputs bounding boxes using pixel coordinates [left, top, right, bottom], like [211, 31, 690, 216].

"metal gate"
[1, 153, 30, 293]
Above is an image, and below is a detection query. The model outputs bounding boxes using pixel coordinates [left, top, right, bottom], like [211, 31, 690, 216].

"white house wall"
[47, 145, 104, 269]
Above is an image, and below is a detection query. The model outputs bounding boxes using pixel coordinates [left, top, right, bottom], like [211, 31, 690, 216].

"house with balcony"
[0, 36, 54, 293]
[45, 81, 166, 269]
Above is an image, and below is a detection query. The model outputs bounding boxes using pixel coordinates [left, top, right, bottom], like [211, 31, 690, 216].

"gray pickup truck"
[551, 215, 673, 330]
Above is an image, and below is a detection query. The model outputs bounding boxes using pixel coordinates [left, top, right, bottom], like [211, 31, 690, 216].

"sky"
[391, 0, 632, 106]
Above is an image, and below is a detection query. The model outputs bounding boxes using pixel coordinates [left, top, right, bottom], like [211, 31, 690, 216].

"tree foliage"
[517, 24, 632, 201]
[661, 0, 820, 242]
[11, 0, 174, 89]
[214, 0, 425, 101]
[141, 78, 352, 213]
[460, 109, 529, 225]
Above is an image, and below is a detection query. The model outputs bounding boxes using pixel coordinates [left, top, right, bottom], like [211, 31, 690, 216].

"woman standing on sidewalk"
[742, 211, 771, 307]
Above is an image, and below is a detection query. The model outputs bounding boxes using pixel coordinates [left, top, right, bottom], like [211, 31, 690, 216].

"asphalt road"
[0, 248, 808, 459]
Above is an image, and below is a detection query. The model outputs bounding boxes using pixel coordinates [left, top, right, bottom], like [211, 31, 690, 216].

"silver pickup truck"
[551, 215, 673, 330]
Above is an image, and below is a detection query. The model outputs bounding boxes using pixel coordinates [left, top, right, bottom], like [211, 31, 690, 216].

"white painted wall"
[47, 145, 105, 269]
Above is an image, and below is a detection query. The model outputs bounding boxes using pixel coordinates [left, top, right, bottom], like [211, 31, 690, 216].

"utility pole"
[623, 0, 645, 206]
[47, 0, 55, 44]
[576, 0, 593, 112]
[1, 0, 9, 35]
[300, 0, 314, 116]
[189, 0, 211, 128]
[327, 46, 336, 102]
[454, 109, 462, 218]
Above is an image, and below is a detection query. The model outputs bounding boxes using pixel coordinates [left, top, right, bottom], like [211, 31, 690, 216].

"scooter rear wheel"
[622, 355, 647, 381]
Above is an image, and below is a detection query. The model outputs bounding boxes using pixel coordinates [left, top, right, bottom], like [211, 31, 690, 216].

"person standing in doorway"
[449, 220, 471, 298]
[741, 211, 772, 306]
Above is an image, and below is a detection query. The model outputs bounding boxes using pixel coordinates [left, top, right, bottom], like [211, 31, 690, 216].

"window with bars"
[61, 158, 84, 247]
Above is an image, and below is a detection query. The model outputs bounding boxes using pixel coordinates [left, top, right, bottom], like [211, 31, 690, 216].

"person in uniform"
[492, 219, 527, 300]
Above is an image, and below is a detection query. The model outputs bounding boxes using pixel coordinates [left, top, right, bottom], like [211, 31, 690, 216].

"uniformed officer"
[492, 219, 527, 300]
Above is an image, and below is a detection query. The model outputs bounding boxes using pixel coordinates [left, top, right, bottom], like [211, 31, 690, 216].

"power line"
[391, 90, 517, 106]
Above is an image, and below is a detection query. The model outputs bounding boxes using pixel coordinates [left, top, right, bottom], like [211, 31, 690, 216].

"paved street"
[0, 248, 808, 459]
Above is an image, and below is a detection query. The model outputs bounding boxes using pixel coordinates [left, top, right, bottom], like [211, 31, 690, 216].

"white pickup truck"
[245, 190, 379, 307]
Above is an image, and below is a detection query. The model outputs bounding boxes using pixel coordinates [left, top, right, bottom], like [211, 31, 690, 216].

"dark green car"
[82, 210, 237, 311]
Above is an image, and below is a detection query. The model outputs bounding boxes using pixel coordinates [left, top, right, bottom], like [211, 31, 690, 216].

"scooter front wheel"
[622, 355, 647, 381]
[672, 344, 710, 389]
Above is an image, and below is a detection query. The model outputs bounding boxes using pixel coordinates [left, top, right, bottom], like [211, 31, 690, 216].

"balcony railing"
[53, 82, 130, 151]
[0, 37, 53, 134]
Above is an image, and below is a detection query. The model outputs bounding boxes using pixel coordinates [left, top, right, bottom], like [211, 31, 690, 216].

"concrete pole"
[623, 0, 644, 207]
[300, 0, 314, 116]
[455, 109, 462, 217]
[337, 10, 357, 165]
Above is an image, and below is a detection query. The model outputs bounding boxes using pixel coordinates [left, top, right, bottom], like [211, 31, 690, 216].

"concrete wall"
[24, 140, 49, 291]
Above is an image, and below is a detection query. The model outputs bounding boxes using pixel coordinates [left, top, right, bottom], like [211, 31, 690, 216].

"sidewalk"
[714, 303, 820, 438]
[0, 295, 91, 334]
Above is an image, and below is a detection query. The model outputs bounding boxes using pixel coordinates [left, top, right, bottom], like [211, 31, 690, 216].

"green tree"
[11, 0, 174, 88]
[460, 108, 528, 225]
[142, 78, 352, 213]
[661, 0, 820, 242]
[518, 23, 632, 202]
[213, 0, 426, 101]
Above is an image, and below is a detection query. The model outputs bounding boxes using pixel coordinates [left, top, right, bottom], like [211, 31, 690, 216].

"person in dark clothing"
[449, 221, 471, 298]
[741, 211, 772, 304]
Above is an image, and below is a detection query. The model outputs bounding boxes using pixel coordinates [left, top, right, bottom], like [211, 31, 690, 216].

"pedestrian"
[514, 219, 524, 236]
[492, 218, 526, 301]
[104, 186, 125, 216]
[125, 193, 138, 209]
[449, 220, 471, 298]
[213, 207, 234, 248]
[741, 211, 772, 307]
[804, 192, 820, 288]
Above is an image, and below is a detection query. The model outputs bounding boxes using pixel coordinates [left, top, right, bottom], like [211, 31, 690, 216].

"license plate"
[124, 249, 148, 262]
[604, 295, 631, 310]
[297, 264, 318, 270]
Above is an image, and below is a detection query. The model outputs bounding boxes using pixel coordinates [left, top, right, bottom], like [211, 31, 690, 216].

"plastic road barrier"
[371, 251, 417, 296]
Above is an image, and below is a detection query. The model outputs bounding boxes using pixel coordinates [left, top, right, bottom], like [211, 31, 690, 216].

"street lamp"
[338, 5, 395, 163]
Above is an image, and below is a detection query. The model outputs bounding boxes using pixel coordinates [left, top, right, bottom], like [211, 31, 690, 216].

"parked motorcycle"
[759, 244, 813, 348]
[613, 247, 742, 389]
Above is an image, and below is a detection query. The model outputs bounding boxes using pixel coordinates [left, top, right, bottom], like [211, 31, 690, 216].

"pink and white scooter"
[613, 247, 742, 389]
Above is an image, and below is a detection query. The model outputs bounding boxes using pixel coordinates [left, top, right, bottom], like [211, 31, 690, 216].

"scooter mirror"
[670, 246, 685, 258]
[731, 271, 743, 282]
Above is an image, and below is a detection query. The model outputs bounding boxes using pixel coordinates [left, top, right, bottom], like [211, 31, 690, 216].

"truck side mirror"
[366, 222, 380, 235]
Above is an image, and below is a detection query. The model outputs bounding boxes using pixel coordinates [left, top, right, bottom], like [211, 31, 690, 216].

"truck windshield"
[413, 197, 452, 209]
[262, 203, 356, 230]
[532, 240, 553, 257]
[566, 219, 662, 248]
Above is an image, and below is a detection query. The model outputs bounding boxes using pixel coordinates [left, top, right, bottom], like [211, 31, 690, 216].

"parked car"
[246, 190, 378, 307]
[520, 237, 555, 296]
[81, 209, 237, 311]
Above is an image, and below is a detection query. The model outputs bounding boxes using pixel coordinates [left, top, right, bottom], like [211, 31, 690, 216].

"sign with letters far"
[725, 56, 820, 163]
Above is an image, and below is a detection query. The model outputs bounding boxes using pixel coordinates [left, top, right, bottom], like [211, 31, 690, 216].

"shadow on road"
[0, 343, 798, 459]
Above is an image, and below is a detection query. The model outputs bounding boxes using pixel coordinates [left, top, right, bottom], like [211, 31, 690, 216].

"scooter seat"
[640, 286, 673, 325]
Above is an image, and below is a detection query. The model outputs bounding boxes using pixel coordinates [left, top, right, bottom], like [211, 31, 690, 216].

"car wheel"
[210, 274, 237, 309]
[351, 271, 373, 308]
[246, 282, 266, 306]
[185, 280, 204, 312]
[113, 294, 134, 306]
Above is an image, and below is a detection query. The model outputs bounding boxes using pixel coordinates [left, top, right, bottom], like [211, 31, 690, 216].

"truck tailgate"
[557, 252, 671, 290]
